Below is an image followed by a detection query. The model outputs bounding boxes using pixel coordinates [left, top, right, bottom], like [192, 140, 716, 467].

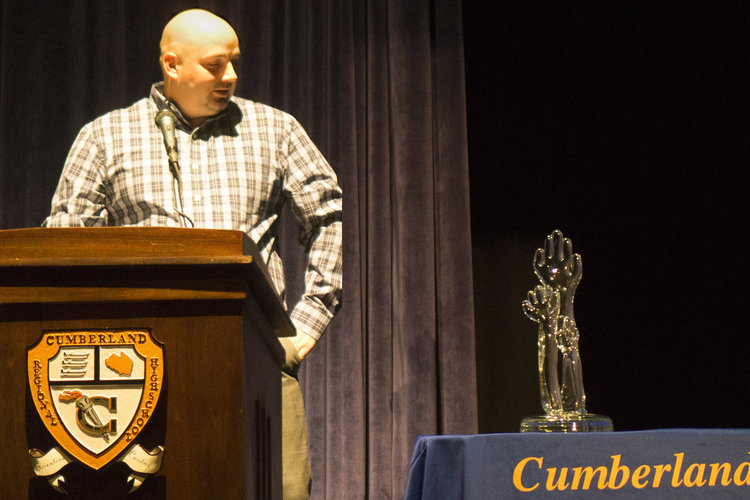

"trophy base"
[520, 413, 613, 433]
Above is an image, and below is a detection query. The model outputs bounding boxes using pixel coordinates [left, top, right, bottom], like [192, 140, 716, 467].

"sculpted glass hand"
[523, 230, 586, 415]
[522, 285, 559, 329]
[520, 230, 612, 432]
[523, 285, 564, 413]
[533, 229, 582, 321]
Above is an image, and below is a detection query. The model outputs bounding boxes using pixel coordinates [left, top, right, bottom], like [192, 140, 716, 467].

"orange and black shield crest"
[27, 329, 165, 470]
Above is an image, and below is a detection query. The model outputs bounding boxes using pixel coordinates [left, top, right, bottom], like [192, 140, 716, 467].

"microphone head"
[154, 109, 179, 165]
[154, 109, 177, 129]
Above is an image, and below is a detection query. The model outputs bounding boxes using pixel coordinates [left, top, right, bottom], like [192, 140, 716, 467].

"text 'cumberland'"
[46, 332, 148, 346]
[514, 452, 750, 492]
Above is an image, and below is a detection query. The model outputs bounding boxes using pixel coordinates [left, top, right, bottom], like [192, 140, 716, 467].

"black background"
[464, 3, 748, 432]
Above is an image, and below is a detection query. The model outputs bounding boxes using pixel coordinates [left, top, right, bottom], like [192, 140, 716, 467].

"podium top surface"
[0, 227, 295, 339]
[0, 227, 258, 266]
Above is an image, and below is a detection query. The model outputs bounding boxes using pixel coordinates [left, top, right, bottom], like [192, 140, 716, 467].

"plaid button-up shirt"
[44, 83, 342, 339]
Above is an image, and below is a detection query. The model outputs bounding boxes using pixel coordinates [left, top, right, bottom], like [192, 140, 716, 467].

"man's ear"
[161, 52, 180, 79]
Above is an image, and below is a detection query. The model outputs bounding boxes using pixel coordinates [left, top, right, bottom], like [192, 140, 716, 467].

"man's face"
[169, 36, 240, 123]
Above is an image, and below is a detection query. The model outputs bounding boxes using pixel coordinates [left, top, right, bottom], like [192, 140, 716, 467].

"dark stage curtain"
[0, 2, 477, 498]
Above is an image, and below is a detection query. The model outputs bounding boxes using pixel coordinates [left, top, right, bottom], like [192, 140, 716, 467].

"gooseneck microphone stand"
[155, 109, 194, 228]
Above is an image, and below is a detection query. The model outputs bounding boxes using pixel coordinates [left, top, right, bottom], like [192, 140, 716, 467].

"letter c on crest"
[513, 456, 543, 492]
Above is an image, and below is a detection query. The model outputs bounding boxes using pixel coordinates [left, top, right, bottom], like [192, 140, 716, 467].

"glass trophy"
[520, 230, 613, 432]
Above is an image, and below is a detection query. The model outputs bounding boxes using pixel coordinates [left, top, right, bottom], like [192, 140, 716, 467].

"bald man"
[45, 9, 342, 499]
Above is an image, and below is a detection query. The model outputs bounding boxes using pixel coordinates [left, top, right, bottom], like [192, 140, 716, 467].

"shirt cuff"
[289, 298, 333, 341]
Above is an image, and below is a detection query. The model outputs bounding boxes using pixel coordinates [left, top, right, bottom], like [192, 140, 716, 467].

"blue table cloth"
[404, 429, 750, 499]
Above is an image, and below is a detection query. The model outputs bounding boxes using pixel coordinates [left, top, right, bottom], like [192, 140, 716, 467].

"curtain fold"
[0, 1, 476, 498]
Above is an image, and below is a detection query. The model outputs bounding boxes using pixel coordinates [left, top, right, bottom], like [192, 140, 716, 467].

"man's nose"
[223, 62, 238, 82]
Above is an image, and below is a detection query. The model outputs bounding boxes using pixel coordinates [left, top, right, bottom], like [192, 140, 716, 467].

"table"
[404, 429, 750, 499]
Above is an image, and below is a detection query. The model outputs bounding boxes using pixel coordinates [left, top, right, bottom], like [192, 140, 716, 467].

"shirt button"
[194, 195, 202, 202]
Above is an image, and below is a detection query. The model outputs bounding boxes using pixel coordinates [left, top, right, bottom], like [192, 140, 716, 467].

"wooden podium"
[0, 227, 292, 499]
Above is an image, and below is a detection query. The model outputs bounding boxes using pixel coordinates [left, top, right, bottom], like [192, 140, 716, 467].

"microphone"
[154, 109, 193, 228]
[154, 109, 179, 167]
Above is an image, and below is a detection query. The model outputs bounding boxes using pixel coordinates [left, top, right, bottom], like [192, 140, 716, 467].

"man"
[44, 9, 342, 499]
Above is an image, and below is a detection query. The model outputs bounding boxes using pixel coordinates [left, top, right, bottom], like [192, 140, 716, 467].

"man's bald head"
[160, 9, 237, 57]
[159, 9, 240, 127]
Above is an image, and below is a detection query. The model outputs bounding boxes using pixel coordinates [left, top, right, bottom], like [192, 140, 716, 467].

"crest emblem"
[27, 329, 165, 471]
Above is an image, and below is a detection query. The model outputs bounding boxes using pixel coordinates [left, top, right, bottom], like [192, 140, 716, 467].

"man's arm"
[44, 123, 109, 227]
[283, 118, 343, 352]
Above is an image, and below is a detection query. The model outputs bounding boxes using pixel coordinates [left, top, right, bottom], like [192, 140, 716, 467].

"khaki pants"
[279, 337, 312, 500]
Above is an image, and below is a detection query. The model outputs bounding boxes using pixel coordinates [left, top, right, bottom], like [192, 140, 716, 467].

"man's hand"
[292, 330, 317, 360]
